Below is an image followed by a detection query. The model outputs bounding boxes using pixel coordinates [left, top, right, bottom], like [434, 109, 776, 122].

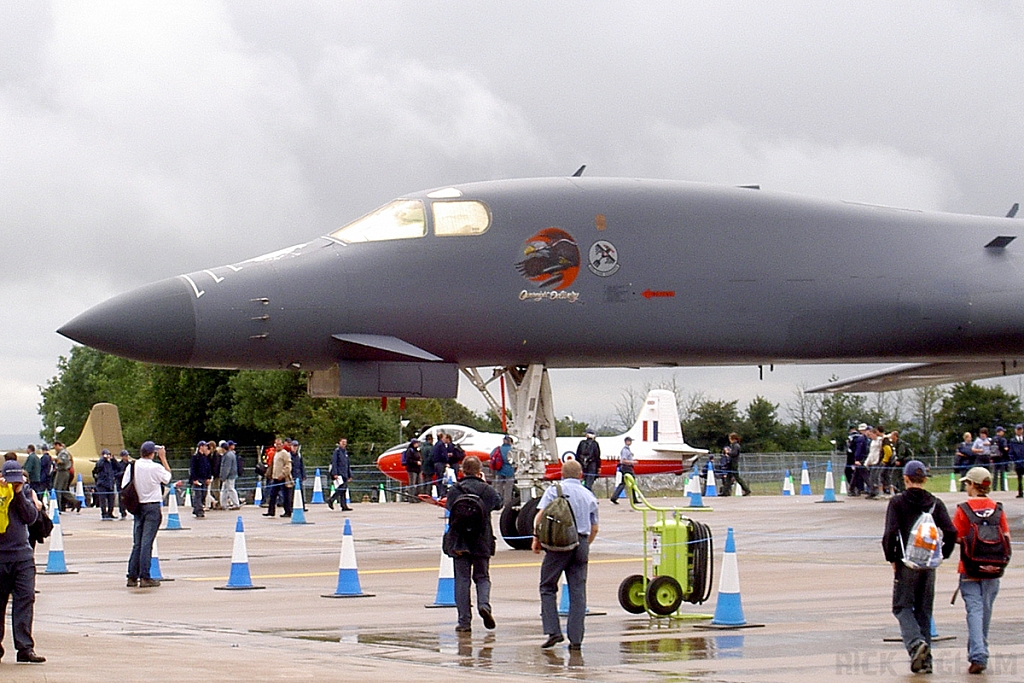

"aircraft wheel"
[512, 496, 541, 545]
[618, 574, 647, 614]
[645, 575, 683, 616]
[500, 493, 534, 550]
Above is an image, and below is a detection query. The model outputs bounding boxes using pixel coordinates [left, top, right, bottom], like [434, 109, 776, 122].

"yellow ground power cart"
[617, 474, 714, 618]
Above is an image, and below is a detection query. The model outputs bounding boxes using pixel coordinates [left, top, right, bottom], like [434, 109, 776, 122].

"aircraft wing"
[651, 443, 709, 456]
[806, 360, 1024, 394]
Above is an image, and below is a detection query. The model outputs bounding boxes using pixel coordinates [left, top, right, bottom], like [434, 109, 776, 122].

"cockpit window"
[329, 200, 426, 243]
[432, 200, 491, 237]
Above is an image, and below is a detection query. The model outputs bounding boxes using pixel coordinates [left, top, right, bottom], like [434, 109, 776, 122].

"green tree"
[743, 395, 780, 450]
[934, 382, 1023, 448]
[684, 399, 741, 450]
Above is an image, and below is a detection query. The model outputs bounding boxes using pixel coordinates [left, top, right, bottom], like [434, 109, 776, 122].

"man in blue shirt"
[532, 459, 599, 650]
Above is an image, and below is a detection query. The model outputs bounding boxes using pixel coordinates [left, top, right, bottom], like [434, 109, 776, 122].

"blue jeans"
[892, 563, 934, 656]
[128, 503, 162, 580]
[960, 576, 1000, 666]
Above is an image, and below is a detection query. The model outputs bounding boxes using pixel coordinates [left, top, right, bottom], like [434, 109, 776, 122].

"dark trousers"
[1017, 465, 1024, 495]
[539, 537, 590, 645]
[611, 469, 637, 502]
[95, 485, 115, 518]
[454, 555, 491, 628]
[265, 480, 284, 513]
[328, 478, 350, 508]
[583, 471, 598, 490]
[892, 563, 935, 657]
[127, 502, 162, 580]
[0, 558, 36, 653]
[192, 483, 207, 515]
[116, 485, 127, 517]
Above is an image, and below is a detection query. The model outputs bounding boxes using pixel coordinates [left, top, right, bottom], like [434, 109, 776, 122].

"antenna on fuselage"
[572, 165, 586, 177]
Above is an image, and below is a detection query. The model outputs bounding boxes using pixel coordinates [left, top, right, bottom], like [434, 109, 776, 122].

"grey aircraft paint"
[58, 176, 1024, 395]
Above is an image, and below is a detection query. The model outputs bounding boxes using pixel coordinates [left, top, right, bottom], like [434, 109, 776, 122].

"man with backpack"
[576, 429, 601, 490]
[443, 456, 502, 633]
[881, 460, 957, 674]
[489, 436, 515, 506]
[532, 458, 599, 651]
[953, 467, 1011, 674]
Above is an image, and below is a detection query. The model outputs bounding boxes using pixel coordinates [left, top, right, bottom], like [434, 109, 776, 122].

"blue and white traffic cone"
[44, 507, 76, 574]
[291, 484, 310, 524]
[215, 516, 265, 590]
[75, 473, 85, 508]
[322, 519, 374, 598]
[311, 468, 325, 504]
[711, 528, 746, 626]
[148, 537, 173, 581]
[345, 486, 352, 508]
[254, 479, 263, 505]
[799, 462, 812, 495]
[705, 461, 718, 497]
[426, 510, 456, 608]
[163, 489, 185, 530]
[782, 470, 793, 496]
[819, 461, 838, 503]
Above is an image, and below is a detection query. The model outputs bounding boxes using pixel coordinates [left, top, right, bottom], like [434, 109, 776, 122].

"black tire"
[516, 496, 541, 540]
[499, 491, 534, 550]
[618, 574, 647, 614]
[645, 575, 683, 616]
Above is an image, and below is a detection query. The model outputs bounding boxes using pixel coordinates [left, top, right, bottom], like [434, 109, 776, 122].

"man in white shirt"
[124, 441, 171, 588]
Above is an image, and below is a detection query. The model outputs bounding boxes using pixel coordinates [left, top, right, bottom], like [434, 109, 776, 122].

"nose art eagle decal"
[515, 227, 581, 290]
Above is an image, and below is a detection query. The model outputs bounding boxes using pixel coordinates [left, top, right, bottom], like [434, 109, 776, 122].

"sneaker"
[968, 661, 986, 674]
[610, 499, 619, 505]
[910, 641, 930, 673]
[479, 606, 496, 630]
[138, 578, 161, 588]
[541, 634, 565, 649]
[17, 649, 45, 663]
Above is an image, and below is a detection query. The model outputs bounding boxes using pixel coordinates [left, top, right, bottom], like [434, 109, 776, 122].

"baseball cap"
[101, 448, 111, 455]
[140, 441, 156, 456]
[902, 460, 930, 478]
[585, 428, 596, 436]
[624, 436, 633, 442]
[960, 467, 993, 486]
[119, 450, 130, 457]
[1, 460, 25, 483]
[857, 423, 868, 431]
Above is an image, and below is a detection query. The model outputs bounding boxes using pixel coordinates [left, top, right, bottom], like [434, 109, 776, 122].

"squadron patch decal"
[515, 227, 580, 290]
[588, 240, 619, 277]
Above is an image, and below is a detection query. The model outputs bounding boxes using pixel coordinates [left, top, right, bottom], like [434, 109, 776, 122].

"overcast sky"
[3, 1, 1024, 437]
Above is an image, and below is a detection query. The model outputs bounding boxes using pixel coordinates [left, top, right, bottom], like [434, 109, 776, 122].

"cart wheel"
[645, 575, 683, 616]
[618, 574, 647, 614]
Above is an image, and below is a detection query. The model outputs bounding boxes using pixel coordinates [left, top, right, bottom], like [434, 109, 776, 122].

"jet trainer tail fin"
[623, 390, 706, 454]
[68, 402, 125, 465]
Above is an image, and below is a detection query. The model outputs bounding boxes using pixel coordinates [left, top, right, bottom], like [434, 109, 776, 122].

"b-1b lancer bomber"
[60, 175, 1024, 521]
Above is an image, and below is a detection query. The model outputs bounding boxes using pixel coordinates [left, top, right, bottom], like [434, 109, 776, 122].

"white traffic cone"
[733, 481, 742, 497]
[43, 507, 76, 574]
[148, 537, 173, 581]
[164, 489, 185, 530]
[425, 510, 456, 608]
[184, 487, 192, 509]
[214, 516, 265, 590]
[711, 527, 747, 626]
[949, 472, 957, 493]
[322, 519, 374, 598]
[311, 468, 325, 504]
[291, 485, 310, 524]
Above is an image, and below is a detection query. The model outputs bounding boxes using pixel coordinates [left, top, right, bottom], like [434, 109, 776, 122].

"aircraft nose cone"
[58, 276, 196, 365]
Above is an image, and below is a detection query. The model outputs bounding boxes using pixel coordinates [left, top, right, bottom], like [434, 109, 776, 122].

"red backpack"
[958, 501, 1012, 579]
[489, 447, 503, 472]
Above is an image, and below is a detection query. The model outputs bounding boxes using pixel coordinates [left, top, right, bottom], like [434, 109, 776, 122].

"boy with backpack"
[443, 456, 503, 633]
[954, 467, 1011, 674]
[881, 460, 957, 674]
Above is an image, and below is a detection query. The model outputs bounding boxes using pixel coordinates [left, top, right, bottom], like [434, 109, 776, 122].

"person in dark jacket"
[188, 441, 213, 518]
[0, 459, 46, 663]
[1009, 424, 1024, 498]
[403, 438, 423, 500]
[37, 446, 53, 496]
[290, 441, 306, 511]
[92, 449, 118, 519]
[576, 430, 601, 490]
[328, 438, 352, 511]
[114, 450, 131, 519]
[433, 434, 453, 496]
[881, 460, 957, 674]
[444, 456, 502, 633]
